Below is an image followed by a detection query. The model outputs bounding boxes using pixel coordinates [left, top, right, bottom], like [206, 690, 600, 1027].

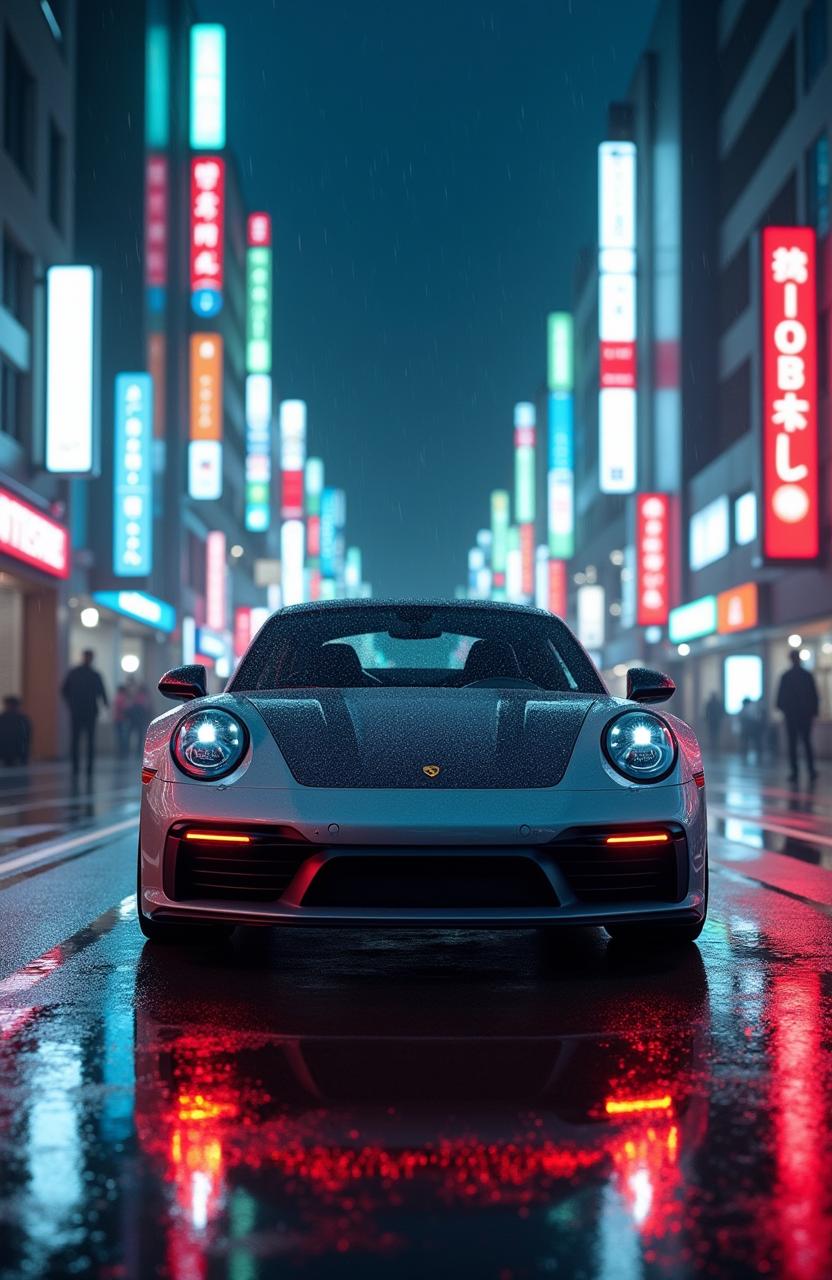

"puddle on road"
[1, 920, 831, 1278]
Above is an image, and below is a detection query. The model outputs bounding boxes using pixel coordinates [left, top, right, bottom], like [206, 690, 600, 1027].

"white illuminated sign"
[689, 495, 730, 571]
[599, 142, 635, 249]
[577, 584, 606, 649]
[734, 492, 757, 546]
[723, 654, 763, 716]
[205, 530, 226, 631]
[598, 389, 636, 493]
[188, 441, 223, 500]
[46, 266, 100, 475]
[598, 140, 636, 495]
[281, 518, 305, 606]
[190, 25, 226, 150]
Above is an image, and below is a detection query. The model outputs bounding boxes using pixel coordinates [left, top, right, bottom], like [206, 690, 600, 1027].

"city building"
[565, 0, 832, 755]
[675, 0, 832, 749]
[0, 0, 76, 758]
[70, 1, 278, 708]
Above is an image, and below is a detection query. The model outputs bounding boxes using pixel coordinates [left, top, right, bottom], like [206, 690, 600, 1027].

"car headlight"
[172, 709, 248, 780]
[603, 711, 677, 783]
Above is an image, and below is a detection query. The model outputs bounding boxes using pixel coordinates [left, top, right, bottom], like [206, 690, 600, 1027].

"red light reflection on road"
[135, 1031, 703, 1266]
[770, 971, 831, 1280]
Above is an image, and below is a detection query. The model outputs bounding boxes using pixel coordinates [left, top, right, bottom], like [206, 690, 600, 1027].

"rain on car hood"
[245, 688, 597, 788]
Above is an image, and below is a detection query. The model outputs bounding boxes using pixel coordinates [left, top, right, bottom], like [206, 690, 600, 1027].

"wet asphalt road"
[0, 757, 831, 1279]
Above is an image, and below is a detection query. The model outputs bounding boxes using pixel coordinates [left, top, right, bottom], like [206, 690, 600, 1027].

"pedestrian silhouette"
[62, 650, 109, 779]
[0, 696, 31, 766]
[776, 650, 819, 784]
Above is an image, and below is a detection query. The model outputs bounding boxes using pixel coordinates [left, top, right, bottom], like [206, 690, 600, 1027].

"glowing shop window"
[723, 654, 763, 716]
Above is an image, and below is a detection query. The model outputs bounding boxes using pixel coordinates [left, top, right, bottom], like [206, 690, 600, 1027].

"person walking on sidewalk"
[62, 650, 109, 779]
[0, 696, 31, 766]
[776, 650, 819, 784]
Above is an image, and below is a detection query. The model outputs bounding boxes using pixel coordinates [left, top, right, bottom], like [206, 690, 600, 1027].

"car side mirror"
[158, 664, 207, 702]
[626, 667, 675, 704]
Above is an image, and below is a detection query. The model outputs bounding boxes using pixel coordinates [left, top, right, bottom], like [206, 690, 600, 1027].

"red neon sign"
[636, 493, 670, 626]
[190, 157, 225, 311]
[144, 154, 168, 289]
[761, 226, 818, 560]
[233, 607, 252, 659]
[247, 212, 272, 248]
[0, 485, 69, 579]
[599, 340, 636, 388]
[548, 559, 567, 617]
[281, 470, 304, 520]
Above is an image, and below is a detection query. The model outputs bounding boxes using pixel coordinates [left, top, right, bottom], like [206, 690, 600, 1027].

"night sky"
[199, 0, 657, 597]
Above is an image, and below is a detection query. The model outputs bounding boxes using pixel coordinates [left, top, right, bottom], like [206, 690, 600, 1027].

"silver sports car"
[138, 600, 707, 948]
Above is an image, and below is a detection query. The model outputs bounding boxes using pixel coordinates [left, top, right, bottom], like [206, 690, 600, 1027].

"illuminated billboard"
[114, 373, 153, 576]
[547, 312, 573, 393]
[188, 334, 223, 500]
[320, 487, 341, 582]
[490, 490, 509, 599]
[281, 519, 305, 606]
[93, 589, 175, 633]
[598, 141, 636, 494]
[189, 24, 226, 150]
[205, 531, 226, 631]
[345, 546, 362, 595]
[636, 493, 670, 627]
[279, 400, 306, 519]
[305, 457, 324, 599]
[145, 18, 170, 149]
[547, 392, 574, 559]
[0, 484, 69, 580]
[246, 214, 273, 374]
[233, 607, 251, 660]
[716, 582, 759, 635]
[668, 596, 717, 644]
[244, 373, 272, 531]
[506, 526, 523, 603]
[546, 312, 574, 559]
[144, 154, 168, 313]
[577, 584, 605, 650]
[761, 226, 818, 560]
[548, 559, 567, 618]
[45, 266, 101, 475]
[190, 156, 225, 317]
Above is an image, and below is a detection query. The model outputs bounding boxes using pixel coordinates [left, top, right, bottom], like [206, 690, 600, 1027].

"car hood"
[244, 688, 597, 788]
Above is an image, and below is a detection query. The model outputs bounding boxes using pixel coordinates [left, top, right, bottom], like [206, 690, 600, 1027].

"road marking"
[0, 816, 139, 876]
[709, 805, 832, 851]
[0, 895, 136, 1036]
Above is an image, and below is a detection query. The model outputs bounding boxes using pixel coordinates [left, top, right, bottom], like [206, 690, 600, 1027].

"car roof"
[273, 599, 560, 620]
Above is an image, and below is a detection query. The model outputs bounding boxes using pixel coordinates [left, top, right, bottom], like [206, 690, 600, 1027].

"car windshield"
[229, 604, 606, 693]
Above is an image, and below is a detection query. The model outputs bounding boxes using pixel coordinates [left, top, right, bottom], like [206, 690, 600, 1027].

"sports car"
[137, 600, 707, 948]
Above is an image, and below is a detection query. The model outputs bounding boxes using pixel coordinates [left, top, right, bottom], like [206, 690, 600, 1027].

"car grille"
[301, 854, 558, 909]
[168, 825, 314, 903]
[549, 828, 687, 904]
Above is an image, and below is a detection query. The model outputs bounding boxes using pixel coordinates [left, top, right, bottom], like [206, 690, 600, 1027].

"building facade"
[0, 0, 76, 758]
[567, 0, 832, 754]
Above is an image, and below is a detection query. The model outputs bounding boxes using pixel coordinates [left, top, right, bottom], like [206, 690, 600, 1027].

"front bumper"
[139, 777, 707, 929]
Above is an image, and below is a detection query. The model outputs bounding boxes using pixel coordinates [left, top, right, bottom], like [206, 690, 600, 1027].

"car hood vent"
[245, 689, 596, 788]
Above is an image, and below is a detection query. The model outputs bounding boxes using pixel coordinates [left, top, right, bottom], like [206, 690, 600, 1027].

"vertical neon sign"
[114, 373, 153, 576]
[598, 141, 636, 493]
[761, 226, 818, 560]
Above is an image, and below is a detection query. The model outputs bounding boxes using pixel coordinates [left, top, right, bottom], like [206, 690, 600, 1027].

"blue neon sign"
[93, 590, 176, 633]
[113, 373, 153, 576]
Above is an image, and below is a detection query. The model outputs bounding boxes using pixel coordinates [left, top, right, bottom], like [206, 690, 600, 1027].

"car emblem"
[422, 764, 441, 778]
